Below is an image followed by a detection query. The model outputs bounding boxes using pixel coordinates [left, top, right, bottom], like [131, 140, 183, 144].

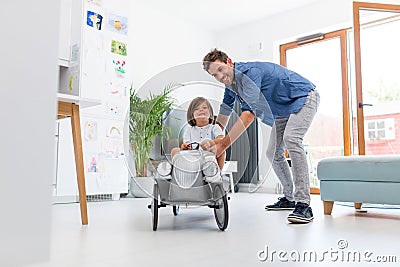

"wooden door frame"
[353, 1, 400, 155]
[280, 29, 351, 194]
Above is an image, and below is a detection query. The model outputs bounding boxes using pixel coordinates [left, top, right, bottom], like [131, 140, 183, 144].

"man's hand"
[202, 111, 254, 156]
[201, 138, 228, 157]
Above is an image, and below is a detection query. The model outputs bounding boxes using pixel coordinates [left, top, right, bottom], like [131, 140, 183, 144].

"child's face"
[193, 101, 210, 122]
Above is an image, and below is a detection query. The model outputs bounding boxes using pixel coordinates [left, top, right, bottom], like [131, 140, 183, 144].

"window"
[365, 118, 395, 141]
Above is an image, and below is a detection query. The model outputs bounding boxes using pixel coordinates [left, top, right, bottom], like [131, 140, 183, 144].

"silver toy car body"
[150, 148, 229, 231]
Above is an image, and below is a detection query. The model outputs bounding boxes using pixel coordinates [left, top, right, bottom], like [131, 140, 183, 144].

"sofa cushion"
[317, 155, 400, 183]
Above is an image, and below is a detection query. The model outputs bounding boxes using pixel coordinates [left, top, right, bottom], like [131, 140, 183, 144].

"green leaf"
[129, 84, 177, 176]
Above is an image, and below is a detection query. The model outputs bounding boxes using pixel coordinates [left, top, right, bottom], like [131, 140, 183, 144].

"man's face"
[207, 59, 234, 86]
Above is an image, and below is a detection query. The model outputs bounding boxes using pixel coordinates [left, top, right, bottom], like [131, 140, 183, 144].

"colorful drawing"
[84, 121, 98, 141]
[88, 156, 98, 172]
[107, 126, 122, 139]
[103, 139, 123, 159]
[87, 11, 103, 30]
[109, 80, 128, 97]
[111, 40, 127, 56]
[106, 14, 128, 35]
[68, 75, 74, 91]
[105, 102, 121, 117]
[70, 43, 80, 62]
[112, 59, 126, 77]
[87, 0, 102, 6]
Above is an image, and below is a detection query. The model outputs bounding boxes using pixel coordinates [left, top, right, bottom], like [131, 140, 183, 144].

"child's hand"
[180, 142, 191, 150]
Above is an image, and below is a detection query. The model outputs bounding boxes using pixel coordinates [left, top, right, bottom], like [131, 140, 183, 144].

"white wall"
[127, 1, 220, 167]
[216, 0, 400, 61]
[129, 1, 216, 96]
[0, 1, 59, 266]
[214, 0, 400, 192]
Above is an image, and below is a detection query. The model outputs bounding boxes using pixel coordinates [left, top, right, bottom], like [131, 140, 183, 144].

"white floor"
[28, 192, 400, 267]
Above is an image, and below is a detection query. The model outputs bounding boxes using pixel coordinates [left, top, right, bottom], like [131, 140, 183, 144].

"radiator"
[226, 102, 259, 187]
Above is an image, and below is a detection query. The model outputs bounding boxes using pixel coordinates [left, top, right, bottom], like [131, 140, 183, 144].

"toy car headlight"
[202, 161, 218, 177]
[157, 161, 172, 176]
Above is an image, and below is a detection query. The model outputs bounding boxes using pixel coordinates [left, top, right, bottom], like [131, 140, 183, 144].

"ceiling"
[143, 0, 321, 31]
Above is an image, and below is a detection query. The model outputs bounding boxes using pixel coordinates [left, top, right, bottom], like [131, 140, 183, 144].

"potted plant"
[129, 85, 175, 197]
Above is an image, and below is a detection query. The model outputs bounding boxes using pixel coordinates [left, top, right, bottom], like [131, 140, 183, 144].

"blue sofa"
[317, 155, 400, 215]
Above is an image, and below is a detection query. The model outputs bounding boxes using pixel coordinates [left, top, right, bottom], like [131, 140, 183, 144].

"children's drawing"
[70, 43, 80, 63]
[112, 59, 126, 77]
[103, 139, 123, 159]
[111, 40, 127, 56]
[106, 14, 128, 35]
[68, 75, 74, 91]
[105, 102, 123, 119]
[84, 121, 98, 141]
[88, 156, 98, 172]
[87, 11, 103, 30]
[109, 80, 128, 97]
[87, 0, 102, 6]
[107, 126, 122, 139]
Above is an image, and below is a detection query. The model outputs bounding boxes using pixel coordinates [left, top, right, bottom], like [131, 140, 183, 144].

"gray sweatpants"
[267, 89, 320, 205]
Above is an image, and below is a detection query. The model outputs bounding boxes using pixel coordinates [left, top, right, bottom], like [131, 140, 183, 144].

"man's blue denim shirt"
[219, 62, 315, 126]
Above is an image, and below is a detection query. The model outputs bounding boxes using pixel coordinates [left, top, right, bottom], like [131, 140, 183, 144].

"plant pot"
[130, 176, 155, 198]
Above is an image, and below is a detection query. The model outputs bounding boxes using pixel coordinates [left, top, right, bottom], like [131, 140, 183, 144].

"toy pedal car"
[148, 144, 229, 231]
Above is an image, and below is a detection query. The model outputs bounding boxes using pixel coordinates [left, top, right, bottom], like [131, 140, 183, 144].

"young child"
[171, 97, 226, 170]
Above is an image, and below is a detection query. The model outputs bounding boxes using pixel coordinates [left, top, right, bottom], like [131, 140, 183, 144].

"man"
[201, 49, 320, 223]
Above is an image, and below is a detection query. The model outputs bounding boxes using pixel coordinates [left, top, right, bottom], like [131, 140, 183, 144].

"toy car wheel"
[151, 183, 159, 231]
[173, 205, 180, 216]
[213, 184, 229, 231]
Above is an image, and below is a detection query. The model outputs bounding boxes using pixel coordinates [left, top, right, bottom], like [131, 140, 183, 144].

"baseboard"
[52, 195, 78, 204]
[236, 183, 277, 194]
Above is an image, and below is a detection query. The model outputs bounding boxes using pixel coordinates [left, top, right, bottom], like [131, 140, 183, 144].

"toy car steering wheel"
[189, 142, 200, 150]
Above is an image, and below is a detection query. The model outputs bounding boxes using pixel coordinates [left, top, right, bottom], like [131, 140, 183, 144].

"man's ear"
[227, 57, 233, 67]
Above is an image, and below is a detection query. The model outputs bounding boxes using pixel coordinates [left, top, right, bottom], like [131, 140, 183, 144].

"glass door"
[353, 2, 400, 155]
[280, 30, 351, 193]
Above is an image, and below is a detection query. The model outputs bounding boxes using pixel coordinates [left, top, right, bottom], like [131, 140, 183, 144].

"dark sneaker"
[265, 197, 295, 210]
[287, 202, 314, 223]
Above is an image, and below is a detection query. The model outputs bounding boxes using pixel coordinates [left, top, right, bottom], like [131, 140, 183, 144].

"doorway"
[280, 30, 351, 193]
[353, 1, 400, 155]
